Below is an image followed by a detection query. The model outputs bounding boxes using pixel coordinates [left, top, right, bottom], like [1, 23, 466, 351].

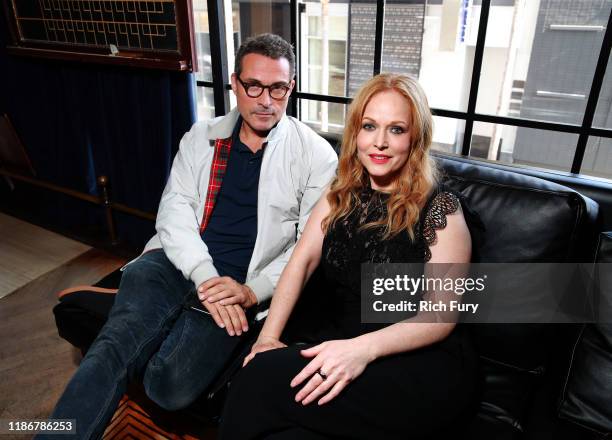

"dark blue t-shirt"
[200, 120, 263, 283]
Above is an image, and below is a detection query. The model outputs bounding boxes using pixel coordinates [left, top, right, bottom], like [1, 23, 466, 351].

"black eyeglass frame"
[236, 76, 293, 100]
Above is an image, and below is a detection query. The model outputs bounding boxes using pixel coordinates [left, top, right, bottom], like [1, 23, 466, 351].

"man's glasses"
[237, 77, 292, 100]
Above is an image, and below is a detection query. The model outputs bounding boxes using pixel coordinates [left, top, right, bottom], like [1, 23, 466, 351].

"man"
[42, 33, 337, 439]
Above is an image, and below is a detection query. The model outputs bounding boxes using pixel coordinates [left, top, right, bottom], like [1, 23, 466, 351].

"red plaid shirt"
[199, 137, 233, 234]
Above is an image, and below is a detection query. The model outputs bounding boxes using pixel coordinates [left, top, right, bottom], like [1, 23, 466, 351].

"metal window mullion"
[461, 0, 490, 156]
[591, 127, 612, 138]
[207, 0, 230, 116]
[467, 113, 581, 134]
[290, 0, 299, 117]
[373, 0, 385, 75]
[294, 91, 351, 104]
[570, 8, 612, 174]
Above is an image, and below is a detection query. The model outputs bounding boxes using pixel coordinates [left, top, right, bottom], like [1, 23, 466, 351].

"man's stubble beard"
[242, 109, 281, 139]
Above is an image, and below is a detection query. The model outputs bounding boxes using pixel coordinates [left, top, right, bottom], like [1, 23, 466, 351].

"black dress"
[218, 186, 479, 440]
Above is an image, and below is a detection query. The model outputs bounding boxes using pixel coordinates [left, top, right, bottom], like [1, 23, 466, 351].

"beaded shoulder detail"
[422, 191, 460, 262]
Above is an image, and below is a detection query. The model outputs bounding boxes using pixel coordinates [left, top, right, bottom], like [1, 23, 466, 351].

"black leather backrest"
[437, 155, 600, 264]
[438, 156, 600, 367]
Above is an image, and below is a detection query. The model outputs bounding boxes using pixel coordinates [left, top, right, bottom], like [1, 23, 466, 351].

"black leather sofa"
[435, 155, 609, 440]
[54, 154, 612, 439]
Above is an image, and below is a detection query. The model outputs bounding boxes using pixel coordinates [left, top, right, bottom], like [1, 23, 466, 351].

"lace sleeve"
[422, 191, 460, 262]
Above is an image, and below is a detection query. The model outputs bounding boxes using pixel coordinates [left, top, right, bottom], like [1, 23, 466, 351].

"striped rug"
[104, 395, 198, 439]
[103, 395, 215, 440]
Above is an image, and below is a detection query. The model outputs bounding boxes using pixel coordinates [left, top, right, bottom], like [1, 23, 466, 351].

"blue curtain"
[0, 15, 196, 247]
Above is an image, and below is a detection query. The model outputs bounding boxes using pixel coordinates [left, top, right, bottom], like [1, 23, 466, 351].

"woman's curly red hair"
[322, 73, 438, 240]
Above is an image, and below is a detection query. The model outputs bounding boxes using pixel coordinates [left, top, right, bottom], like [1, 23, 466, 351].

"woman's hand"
[243, 335, 287, 367]
[291, 339, 375, 406]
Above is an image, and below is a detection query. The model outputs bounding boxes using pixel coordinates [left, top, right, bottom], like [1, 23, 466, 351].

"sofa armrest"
[558, 232, 612, 436]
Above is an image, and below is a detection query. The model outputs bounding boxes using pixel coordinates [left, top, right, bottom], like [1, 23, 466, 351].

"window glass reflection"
[582, 136, 612, 181]
[475, 0, 612, 125]
[594, 55, 612, 130]
[196, 87, 216, 121]
[381, 1, 478, 112]
[432, 116, 465, 155]
[193, 0, 213, 82]
[300, 98, 346, 134]
[470, 121, 579, 173]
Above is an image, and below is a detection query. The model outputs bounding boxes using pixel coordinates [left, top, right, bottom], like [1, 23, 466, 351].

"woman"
[215, 73, 479, 439]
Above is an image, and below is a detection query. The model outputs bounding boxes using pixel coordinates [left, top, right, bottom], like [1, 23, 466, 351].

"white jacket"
[140, 108, 338, 303]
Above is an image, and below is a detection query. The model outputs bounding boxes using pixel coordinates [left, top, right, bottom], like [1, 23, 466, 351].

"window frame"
[195, 0, 612, 180]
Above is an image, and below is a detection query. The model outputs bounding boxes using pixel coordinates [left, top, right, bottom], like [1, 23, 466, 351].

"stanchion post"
[97, 175, 118, 245]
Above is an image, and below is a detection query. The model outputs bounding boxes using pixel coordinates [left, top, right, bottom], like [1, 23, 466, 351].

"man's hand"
[198, 276, 258, 308]
[200, 300, 249, 337]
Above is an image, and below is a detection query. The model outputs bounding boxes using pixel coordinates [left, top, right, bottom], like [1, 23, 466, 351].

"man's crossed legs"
[40, 250, 246, 439]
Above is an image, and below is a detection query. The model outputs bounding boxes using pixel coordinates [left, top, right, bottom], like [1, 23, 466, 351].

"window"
[584, 136, 612, 180]
[475, 0, 610, 126]
[300, 1, 350, 132]
[192, 0, 215, 120]
[594, 55, 612, 129]
[382, 1, 478, 112]
[193, 0, 612, 181]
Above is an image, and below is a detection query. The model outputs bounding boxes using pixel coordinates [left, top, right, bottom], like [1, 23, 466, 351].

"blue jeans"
[40, 250, 246, 439]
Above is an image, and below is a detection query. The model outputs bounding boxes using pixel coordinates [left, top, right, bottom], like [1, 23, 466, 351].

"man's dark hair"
[234, 33, 296, 80]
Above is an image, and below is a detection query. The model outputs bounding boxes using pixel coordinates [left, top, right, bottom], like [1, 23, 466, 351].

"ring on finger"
[316, 369, 328, 380]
